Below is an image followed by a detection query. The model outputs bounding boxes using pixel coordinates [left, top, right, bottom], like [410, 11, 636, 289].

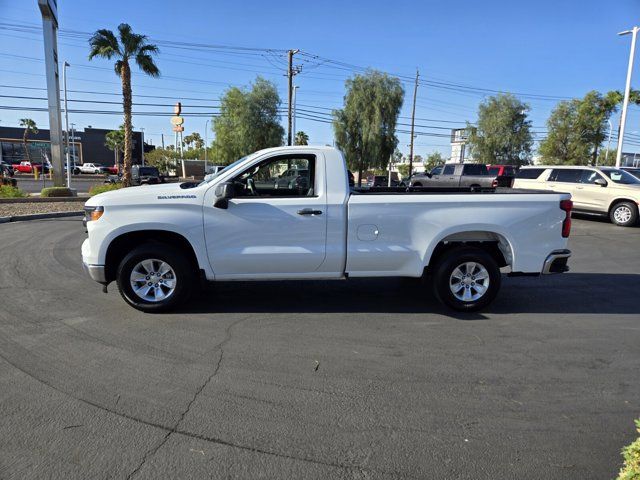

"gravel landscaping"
[0, 202, 84, 218]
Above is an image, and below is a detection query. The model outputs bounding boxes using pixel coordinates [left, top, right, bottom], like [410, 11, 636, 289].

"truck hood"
[85, 182, 204, 207]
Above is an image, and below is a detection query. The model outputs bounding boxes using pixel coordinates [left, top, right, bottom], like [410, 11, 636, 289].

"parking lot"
[0, 216, 638, 479]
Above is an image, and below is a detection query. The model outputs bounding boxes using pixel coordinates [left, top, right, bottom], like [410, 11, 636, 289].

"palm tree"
[295, 131, 309, 146]
[20, 118, 38, 164]
[89, 24, 159, 187]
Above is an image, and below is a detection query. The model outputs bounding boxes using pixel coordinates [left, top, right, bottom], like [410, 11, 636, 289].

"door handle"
[297, 208, 322, 216]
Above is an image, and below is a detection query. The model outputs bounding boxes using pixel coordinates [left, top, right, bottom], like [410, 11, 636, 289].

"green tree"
[423, 151, 445, 171]
[145, 147, 179, 174]
[105, 125, 125, 167]
[333, 70, 405, 185]
[183, 132, 204, 150]
[211, 76, 284, 164]
[89, 24, 160, 187]
[294, 131, 309, 145]
[538, 100, 587, 165]
[467, 93, 533, 165]
[19, 118, 38, 164]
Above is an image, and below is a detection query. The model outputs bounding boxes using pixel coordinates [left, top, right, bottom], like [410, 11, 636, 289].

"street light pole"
[140, 127, 145, 166]
[70, 123, 76, 169]
[603, 119, 613, 166]
[204, 119, 209, 173]
[63, 61, 71, 187]
[615, 26, 639, 168]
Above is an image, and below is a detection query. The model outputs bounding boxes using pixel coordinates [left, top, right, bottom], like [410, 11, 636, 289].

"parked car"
[513, 165, 640, 226]
[104, 165, 163, 186]
[621, 167, 640, 180]
[410, 163, 498, 189]
[275, 167, 310, 189]
[487, 164, 517, 187]
[12, 161, 50, 174]
[366, 174, 400, 187]
[82, 146, 572, 313]
[205, 165, 226, 175]
[79, 163, 108, 174]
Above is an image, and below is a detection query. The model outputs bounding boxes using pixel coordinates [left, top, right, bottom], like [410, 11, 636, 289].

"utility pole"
[616, 26, 639, 168]
[161, 133, 165, 149]
[292, 85, 299, 143]
[204, 119, 209, 173]
[70, 123, 77, 167]
[63, 61, 71, 187]
[408, 69, 419, 179]
[140, 127, 145, 166]
[287, 49, 300, 146]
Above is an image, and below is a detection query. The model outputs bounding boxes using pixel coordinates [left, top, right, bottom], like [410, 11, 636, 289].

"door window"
[579, 170, 604, 184]
[516, 168, 545, 179]
[442, 165, 455, 175]
[548, 169, 582, 183]
[232, 154, 315, 197]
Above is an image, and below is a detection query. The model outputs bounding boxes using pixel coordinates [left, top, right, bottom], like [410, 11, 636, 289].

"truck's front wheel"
[116, 244, 193, 312]
[431, 247, 501, 311]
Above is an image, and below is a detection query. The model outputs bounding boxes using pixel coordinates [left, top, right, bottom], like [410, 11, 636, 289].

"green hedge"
[0, 185, 26, 198]
[89, 183, 123, 196]
[618, 419, 640, 479]
[40, 187, 74, 198]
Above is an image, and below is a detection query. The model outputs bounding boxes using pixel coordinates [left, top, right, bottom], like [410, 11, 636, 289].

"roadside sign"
[170, 116, 184, 126]
[172, 126, 184, 132]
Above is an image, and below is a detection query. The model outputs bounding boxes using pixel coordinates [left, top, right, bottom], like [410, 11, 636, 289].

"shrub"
[0, 185, 26, 198]
[40, 187, 74, 198]
[1, 177, 17, 187]
[89, 183, 123, 196]
[618, 419, 640, 480]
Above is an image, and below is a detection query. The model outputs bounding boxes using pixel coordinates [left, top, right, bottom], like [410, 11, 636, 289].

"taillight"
[560, 199, 572, 238]
[492, 179, 498, 188]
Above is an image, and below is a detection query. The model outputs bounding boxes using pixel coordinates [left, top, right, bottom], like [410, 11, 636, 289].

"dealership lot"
[0, 216, 638, 479]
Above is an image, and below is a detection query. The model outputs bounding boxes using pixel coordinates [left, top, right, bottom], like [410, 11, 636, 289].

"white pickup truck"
[82, 146, 572, 312]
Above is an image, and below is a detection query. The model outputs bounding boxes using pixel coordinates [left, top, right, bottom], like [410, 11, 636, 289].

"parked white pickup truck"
[82, 146, 572, 312]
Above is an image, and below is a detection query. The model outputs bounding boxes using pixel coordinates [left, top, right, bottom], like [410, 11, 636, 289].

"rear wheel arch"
[104, 230, 201, 284]
[426, 231, 513, 273]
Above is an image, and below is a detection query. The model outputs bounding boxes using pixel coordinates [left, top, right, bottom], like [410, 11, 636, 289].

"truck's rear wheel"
[116, 244, 193, 312]
[431, 247, 501, 311]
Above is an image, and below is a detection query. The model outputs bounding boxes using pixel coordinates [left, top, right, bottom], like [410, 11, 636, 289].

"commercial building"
[0, 126, 149, 166]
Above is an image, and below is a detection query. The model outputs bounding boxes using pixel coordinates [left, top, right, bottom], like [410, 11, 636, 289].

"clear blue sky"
[1, 0, 639, 157]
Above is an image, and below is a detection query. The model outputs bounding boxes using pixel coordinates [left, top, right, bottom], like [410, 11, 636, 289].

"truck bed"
[351, 186, 559, 195]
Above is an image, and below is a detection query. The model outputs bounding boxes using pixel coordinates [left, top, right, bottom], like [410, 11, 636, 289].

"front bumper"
[82, 262, 107, 283]
[542, 249, 571, 274]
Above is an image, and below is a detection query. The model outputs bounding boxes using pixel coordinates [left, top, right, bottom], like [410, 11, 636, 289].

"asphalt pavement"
[0, 216, 638, 479]
[13, 174, 105, 193]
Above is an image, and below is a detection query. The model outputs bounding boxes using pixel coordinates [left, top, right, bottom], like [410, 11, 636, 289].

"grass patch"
[41, 187, 74, 198]
[0, 185, 27, 198]
[89, 183, 123, 196]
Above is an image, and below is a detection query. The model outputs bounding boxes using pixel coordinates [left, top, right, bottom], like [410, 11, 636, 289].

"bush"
[40, 187, 74, 198]
[0, 185, 26, 198]
[618, 419, 640, 480]
[89, 183, 123, 196]
[1, 177, 17, 187]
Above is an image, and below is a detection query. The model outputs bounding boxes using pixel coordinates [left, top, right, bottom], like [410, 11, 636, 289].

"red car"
[105, 165, 119, 174]
[13, 161, 50, 174]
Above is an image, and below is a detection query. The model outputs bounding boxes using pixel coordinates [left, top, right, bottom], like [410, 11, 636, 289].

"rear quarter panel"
[346, 192, 569, 276]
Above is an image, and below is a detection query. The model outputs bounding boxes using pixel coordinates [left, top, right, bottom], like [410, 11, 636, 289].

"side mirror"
[214, 181, 234, 209]
[594, 178, 607, 187]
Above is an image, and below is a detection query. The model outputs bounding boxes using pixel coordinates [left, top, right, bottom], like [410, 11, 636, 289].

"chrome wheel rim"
[449, 262, 490, 302]
[129, 259, 177, 302]
[614, 206, 632, 224]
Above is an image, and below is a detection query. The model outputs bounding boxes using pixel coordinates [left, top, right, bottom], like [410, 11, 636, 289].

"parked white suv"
[513, 165, 640, 226]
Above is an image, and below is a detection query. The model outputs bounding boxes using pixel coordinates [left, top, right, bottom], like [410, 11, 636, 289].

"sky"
[0, 0, 639, 158]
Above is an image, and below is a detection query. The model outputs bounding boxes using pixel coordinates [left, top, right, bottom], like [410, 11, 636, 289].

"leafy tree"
[19, 118, 38, 164]
[333, 70, 404, 185]
[423, 151, 445, 171]
[467, 93, 533, 165]
[397, 163, 410, 178]
[294, 131, 309, 145]
[105, 125, 125, 167]
[89, 24, 160, 187]
[596, 148, 617, 166]
[145, 147, 179, 174]
[211, 76, 284, 165]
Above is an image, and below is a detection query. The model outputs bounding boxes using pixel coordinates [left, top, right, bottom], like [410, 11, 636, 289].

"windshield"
[199, 156, 248, 185]
[601, 169, 640, 185]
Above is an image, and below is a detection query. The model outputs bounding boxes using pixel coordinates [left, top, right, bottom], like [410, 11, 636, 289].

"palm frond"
[135, 53, 160, 77]
[88, 29, 121, 60]
[114, 59, 124, 77]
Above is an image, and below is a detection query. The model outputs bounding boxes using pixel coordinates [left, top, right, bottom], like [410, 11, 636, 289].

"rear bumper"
[542, 249, 571, 274]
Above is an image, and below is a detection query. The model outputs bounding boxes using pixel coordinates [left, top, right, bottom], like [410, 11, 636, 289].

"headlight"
[83, 206, 104, 224]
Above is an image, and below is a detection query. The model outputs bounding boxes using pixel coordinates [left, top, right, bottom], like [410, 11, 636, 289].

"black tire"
[413, 182, 423, 187]
[431, 246, 501, 312]
[116, 243, 194, 312]
[609, 201, 638, 227]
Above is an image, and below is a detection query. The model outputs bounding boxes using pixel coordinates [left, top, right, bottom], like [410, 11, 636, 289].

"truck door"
[202, 153, 328, 277]
[440, 164, 456, 186]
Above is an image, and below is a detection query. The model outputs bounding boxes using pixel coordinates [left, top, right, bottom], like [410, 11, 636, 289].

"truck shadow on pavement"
[179, 273, 640, 318]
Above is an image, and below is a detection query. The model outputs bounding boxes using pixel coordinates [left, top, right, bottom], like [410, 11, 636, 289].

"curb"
[0, 211, 84, 224]
[0, 197, 89, 204]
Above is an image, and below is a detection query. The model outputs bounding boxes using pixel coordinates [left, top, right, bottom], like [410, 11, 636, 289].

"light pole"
[140, 127, 145, 166]
[204, 119, 210, 173]
[70, 123, 76, 169]
[615, 26, 639, 168]
[63, 61, 71, 187]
